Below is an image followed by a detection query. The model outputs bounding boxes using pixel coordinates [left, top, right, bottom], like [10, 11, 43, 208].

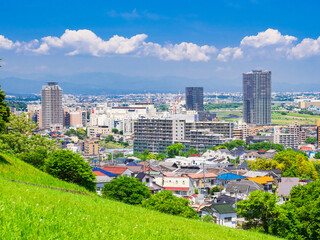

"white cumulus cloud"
[143, 42, 217, 62]
[288, 37, 320, 59]
[217, 47, 243, 62]
[0, 35, 19, 50]
[3, 28, 320, 62]
[241, 28, 297, 48]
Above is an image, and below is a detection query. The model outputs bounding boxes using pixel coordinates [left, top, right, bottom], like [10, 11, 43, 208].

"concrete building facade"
[185, 87, 204, 111]
[243, 70, 271, 125]
[41, 82, 63, 129]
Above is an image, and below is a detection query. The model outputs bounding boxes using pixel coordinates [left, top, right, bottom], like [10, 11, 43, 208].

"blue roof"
[91, 167, 118, 177]
[217, 173, 246, 180]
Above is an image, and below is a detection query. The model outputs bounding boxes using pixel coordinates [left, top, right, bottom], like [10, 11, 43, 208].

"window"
[225, 217, 232, 222]
[146, 178, 150, 183]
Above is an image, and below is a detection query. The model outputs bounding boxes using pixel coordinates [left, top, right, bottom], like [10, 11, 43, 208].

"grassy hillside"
[0, 152, 280, 240]
[0, 180, 280, 240]
[0, 153, 91, 193]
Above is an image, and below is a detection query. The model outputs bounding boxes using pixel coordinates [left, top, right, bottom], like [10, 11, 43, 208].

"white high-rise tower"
[41, 82, 63, 129]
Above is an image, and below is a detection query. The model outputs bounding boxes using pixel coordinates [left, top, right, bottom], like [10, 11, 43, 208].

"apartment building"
[274, 126, 299, 149]
[243, 70, 272, 125]
[133, 118, 232, 153]
[133, 118, 185, 153]
[84, 138, 100, 157]
[87, 126, 111, 137]
[317, 120, 320, 148]
[185, 121, 233, 139]
[41, 82, 63, 130]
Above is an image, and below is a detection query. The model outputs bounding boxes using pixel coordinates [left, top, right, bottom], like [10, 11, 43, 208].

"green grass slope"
[0, 152, 281, 239]
[0, 152, 91, 193]
[0, 180, 281, 240]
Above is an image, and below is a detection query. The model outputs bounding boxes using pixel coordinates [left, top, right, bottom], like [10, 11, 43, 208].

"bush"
[102, 175, 151, 205]
[142, 191, 198, 219]
[202, 214, 214, 223]
[44, 150, 96, 191]
[18, 147, 48, 170]
[210, 186, 222, 195]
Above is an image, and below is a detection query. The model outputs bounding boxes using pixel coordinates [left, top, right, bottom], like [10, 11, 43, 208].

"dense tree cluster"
[238, 182, 320, 239]
[248, 149, 319, 180]
[5, 101, 27, 111]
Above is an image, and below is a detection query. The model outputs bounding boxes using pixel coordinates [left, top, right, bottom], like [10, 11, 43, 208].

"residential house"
[216, 173, 246, 188]
[243, 151, 260, 161]
[246, 176, 275, 193]
[187, 173, 218, 194]
[102, 166, 133, 177]
[92, 167, 118, 194]
[277, 177, 300, 202]
[155, 176, 194, 197]
[225, 180, 263, 197]
[135, 172, 163, 194]
[199, 203, 237, 228]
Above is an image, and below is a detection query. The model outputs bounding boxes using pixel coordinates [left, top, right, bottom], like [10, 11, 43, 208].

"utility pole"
[202, 161, 206, 195]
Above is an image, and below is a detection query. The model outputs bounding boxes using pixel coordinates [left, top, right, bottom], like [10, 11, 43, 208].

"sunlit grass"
[0, 180, 281, 240]
[0, 152, 91, 193]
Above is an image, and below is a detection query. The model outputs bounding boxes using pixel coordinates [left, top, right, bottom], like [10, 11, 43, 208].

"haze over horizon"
[1, 0, 320, 94]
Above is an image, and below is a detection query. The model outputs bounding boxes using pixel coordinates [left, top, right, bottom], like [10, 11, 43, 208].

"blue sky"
[1, 0, 320, 93]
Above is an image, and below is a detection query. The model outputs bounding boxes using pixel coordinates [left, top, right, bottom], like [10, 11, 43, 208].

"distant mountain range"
[0, 72, 318, 95]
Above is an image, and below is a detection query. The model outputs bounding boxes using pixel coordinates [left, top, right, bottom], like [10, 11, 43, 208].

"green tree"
[210, 186, 220, 195]
[281, 181, 320, 240]
[221, 140, 246, 151]
[0, 84, 11, 133]
[314, 152, 320, 159]
[119, 130, 123, 135]
[18, 147, 48, 170]
[112, 128, 119, 134]
[44, 150, 96, 191]
[105, 135, 114, 142]
[186, 147, 200, 156]
[166, 143, 185, 158]
[142, 191, 198, 219]
[305, 137, 317, 144]
[156, 153, 166, 161]
[236, 190, 284, 234]
[102, 175, 151, 205]
[0, 114, 57, 154]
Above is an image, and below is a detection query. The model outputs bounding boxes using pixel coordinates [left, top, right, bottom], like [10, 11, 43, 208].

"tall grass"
[0, 180, 281, 240]
[0, 153, 91, 193]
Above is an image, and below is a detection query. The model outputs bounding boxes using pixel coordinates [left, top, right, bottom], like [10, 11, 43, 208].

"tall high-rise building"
[317, 120, 320, 148]
[243, 70, 271, 125]
[41, 82, 63, 129]
[185, 87, 204, 111]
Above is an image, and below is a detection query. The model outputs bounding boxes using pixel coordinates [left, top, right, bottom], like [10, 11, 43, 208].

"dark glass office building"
[243, 70, 271, 125]
[185, 87, 204, 111]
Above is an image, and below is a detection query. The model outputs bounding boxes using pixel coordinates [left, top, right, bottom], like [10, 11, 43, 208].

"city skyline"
[1, 1, 320, 94]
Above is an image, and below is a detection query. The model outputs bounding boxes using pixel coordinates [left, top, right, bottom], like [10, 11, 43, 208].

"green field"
[104, 142, 129, 149]
[0, 153, 280, 240]
[272, 112, 320, 125]
[214, 110, 320, 126]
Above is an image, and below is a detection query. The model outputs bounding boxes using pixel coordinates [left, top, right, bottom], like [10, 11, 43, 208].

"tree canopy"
[236, 190, 285, 234]
[142, 191, 198, 219]
[44, 150, 96, 191]
[166, 143, 185, 158]
[0, 83, 10, 133]
[102, 175, 151, 205]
